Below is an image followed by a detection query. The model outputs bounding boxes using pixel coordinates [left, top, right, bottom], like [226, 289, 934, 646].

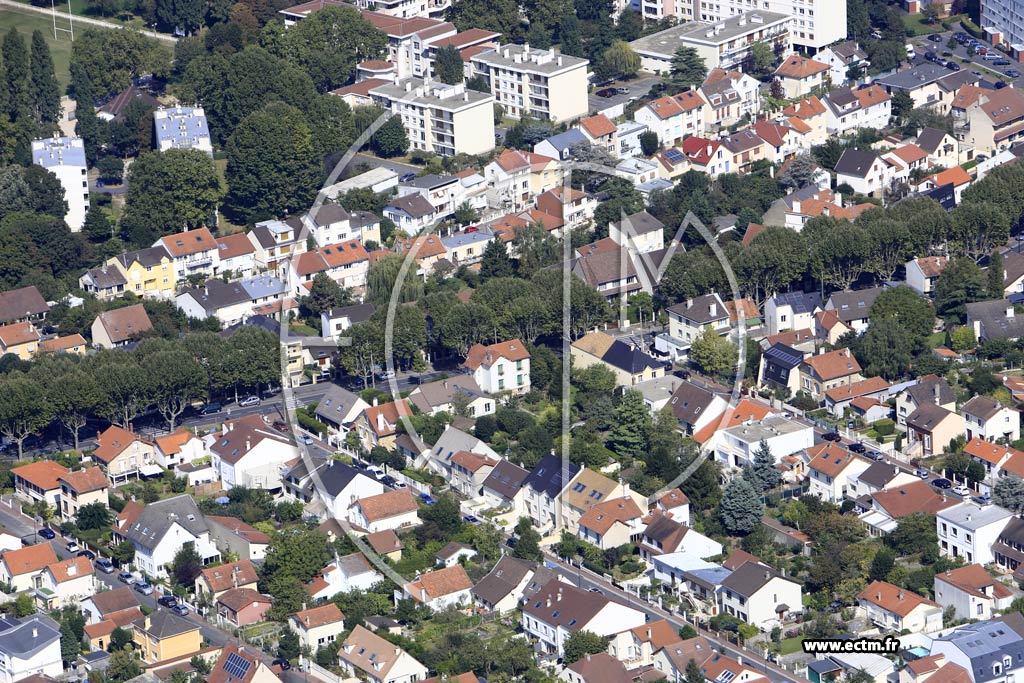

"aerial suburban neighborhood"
[7, 3, 1024, 683]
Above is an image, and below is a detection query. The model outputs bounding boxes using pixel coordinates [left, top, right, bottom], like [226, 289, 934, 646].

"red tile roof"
[464, 339, 529, 370]
[13, 460, 69, 491]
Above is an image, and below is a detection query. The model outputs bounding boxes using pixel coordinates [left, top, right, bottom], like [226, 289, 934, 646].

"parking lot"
[907, 24, 1024, 86]
[587, 74, 663, 115]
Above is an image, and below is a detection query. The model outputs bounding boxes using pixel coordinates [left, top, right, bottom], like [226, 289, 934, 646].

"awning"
[139, 464, 163, 477]
[858, 510, 898, 533]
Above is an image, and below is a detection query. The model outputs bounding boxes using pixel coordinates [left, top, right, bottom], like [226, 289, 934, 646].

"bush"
[296, 408, 329, 436]
[873, 419, 895, 437]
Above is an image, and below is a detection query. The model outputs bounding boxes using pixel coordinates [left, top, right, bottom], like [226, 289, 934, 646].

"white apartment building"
[695, 0, 845, 50]
[370, 78, 495, 156]
[631, 12, 791, 73]
[471, 45, 590, 123]
[31, 137, 88, 232]
[936, 503, 1014, 566]
[153, 105, 213, 155]
[980, 0, 1024, 53]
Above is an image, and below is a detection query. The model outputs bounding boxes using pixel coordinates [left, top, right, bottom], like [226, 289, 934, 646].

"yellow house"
[570, 331, 666, 388]
[132, 611, 201, 663]
[0, 322, 40, 360]
[57, 467, 109, 522]
[108, 246, 176, 299]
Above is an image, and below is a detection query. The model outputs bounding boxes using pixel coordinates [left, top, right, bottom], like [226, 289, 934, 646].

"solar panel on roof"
[659, 149, 684, 163]
[224, 653, 252, 680]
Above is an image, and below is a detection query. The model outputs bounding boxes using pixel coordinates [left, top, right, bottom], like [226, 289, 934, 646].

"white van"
[906, 44, 916, 60]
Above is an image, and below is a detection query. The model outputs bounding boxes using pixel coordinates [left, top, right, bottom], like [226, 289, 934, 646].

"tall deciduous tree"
[689, 328, 737, 378]
[989, 249, 1005, 299]
[278, 6, 387, 92]
[601, 40, 640, 78]
[434, 44, 465, 85]
[121, 149, 223, 246]
[28, 31, 60, 124]
[225, 102, 322, 223]
[370, 115, 409, 159]
[0, 374, 51, 459]
[50, 368, 101, 451]
[70, 28, 165, 98]
[935, 257, 987, 323]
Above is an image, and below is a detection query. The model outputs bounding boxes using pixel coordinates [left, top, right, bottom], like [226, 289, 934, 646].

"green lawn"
[779, 636, 805, 655]
[903, 13, 944, 36]
[0, 7, 76, 86]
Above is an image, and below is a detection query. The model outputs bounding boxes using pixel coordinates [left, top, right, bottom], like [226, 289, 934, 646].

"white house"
[403, 565, 474, 611]
[37, 556, 95, 609]
[0, 615, 62, 683]
[521, 579, 646, 656]
[463, 339, 531, 395]
[307, 553, 384, 602]
[717, 560, 803, 625]
[856, 580, 943, 633]
[905, 256, 948, 297]
[936, 503, 1014, 566]
[121, 495, 220, 579]
[713, 416, 815, 470]
[153, 429, 206, 470]
[934, 564, 1015, 621]
[289, 603, 347, 653]
[0, 544, 57, 593]
[764, 291, 822, 336]
[338, 625, 428, 683]
[834, 149, 900, 198]
[632, 91, 707, 146]
[350, 490, 420, 533]
[962, 395, 1021, 443]
[807, 443, 872, 502]
[206, 414, 298, 490]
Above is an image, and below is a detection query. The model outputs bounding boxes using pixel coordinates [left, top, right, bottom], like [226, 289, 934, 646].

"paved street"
[544, 553, 797, 683]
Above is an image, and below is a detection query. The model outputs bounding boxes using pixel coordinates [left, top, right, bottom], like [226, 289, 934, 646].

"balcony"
[186, 256, 213, 268]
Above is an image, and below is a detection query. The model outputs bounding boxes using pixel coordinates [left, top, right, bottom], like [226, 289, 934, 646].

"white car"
[366, 466, 385, 480]
[952, 485, 971, 496]
[239, 395, 261, 407]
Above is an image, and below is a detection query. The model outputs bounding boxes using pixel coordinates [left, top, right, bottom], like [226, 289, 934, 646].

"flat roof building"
[32, 136, 88, 232]
[153, 106, 213, 155]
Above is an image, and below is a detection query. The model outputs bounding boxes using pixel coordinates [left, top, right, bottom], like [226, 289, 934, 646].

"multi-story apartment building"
[31, 136, 88, 232]
[153, 106, 213, 155]
[695, 0, 845, 50]
[631, 12, 791, 72]
[370, 79, 495, 156]
[471, 45, 590, 123]
[980, 0, 1024, 52]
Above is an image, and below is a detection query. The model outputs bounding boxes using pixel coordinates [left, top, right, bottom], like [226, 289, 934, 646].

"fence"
[305, 661, 347, 683]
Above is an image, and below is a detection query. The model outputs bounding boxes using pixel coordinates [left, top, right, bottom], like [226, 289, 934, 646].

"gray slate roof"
[827, 286, 886, 322]
[967, 299, 1024, 340]
[125, 495, 208, 552]
[315, 385, 365, 426]
[834, 149, 880, 178]
[471, 556, 535, 607]
[0, 615, 61, 660]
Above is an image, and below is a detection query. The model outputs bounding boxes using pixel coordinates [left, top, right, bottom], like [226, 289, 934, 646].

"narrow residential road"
[543, 552, 801, 683]
[0, 0, 178, 43]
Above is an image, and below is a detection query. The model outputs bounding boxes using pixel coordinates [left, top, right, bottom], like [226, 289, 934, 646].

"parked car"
[301, 435, 314, 445]
[77, 550, 95, 560]
[595, 88, 617, 97]
[201, 403, 222, 415]
[118, 571, 134, 584]
[157, 596, 178, 608]
[848, 442, 867, 453]
[822, 432, 842, 442]
[398, 172, 416, 183]
[932, 477, 953, 489]
[953, 485, 971, 496]
[588, 587, 603, 594]
[367, 466, 385, 480]
[914, 468, 930, 478]
[172, 604, 189, 616]
[272, 421, 289, 432]
[972, 493, 993, 505]
[419, 493, 435, 505]
[134, 582, 155, 596]
[946, 60, 962, 71]
[924, 51, 939, 62]
[867, 451, 886, 461]
[393, 481, 408, 489]
[380, 475, 398, 488]
[38, 527, 55, 540]
[462, 515, 481, 525]
[995, 81, 1010, 89]
[504, 537, 518, 549]
[272, 660, 292, 671]
[995, 59, 1012, 65]
[238, 395, 261, 407]
[1008, 69, 1021, 77]
[65, 541, 79, 553]
[928, 33, 942, 42]
[95, 558, 115, 574]
[615, 87, 630, 94]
